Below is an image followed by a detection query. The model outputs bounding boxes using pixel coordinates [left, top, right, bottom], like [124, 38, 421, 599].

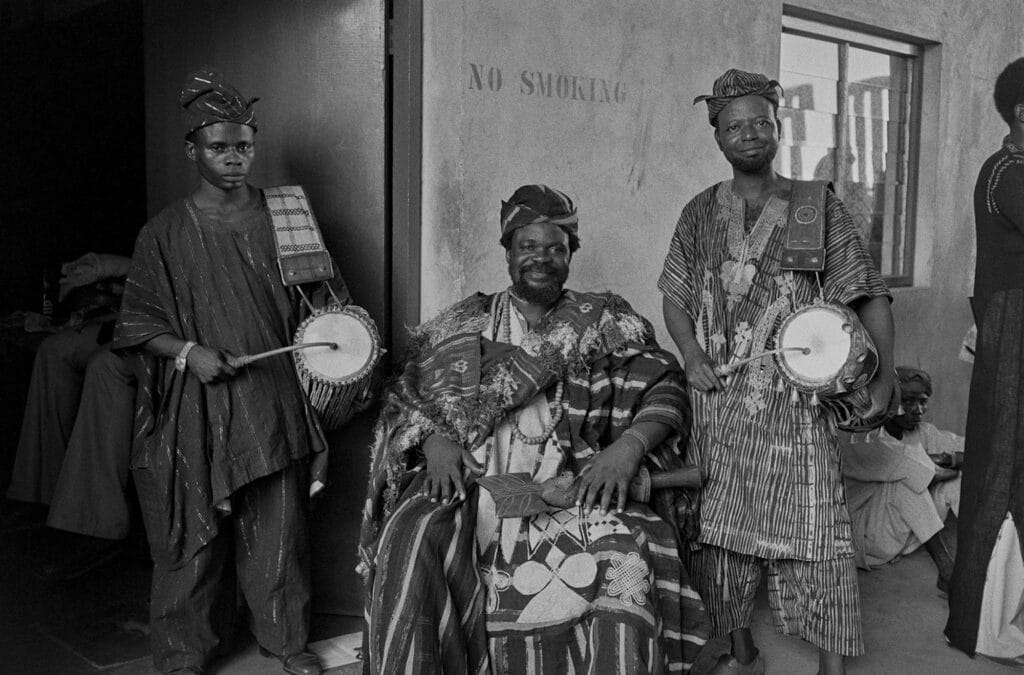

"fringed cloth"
[359, 290, 710, 672]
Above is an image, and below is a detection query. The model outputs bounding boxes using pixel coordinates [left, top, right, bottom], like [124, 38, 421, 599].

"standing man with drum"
[659, 69, 895, 674]
[114, 68, 344, 675]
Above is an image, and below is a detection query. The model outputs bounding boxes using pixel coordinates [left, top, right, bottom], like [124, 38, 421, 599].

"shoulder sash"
[263, 185, 334, 286]
[780, 180, 830, 273]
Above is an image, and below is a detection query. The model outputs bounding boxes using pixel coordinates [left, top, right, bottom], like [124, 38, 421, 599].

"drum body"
[774, 301, 877, 399]
[293, 304, 381, 430]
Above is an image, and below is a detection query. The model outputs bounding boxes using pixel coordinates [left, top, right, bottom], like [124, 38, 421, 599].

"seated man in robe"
[6, 252, 137, 577]
[8, 254, 130, 502]
[359, 185, 710, 673]
[843, 366, 961, 590]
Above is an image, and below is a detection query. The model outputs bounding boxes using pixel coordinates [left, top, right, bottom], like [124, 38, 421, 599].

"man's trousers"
[137, 463, 312, 673]
[47, 348, 135, 539]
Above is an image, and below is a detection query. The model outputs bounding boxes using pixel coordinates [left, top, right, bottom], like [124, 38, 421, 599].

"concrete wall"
[144, 0, 385, 616]
[421, 0, 1024, 433]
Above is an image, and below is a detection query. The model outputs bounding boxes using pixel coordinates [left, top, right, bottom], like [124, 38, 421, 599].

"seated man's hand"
[575, 438, 645, 515]
[187, 345, 238, 384]
[932, 466, 959, 484]
[422, 433, 484, 504]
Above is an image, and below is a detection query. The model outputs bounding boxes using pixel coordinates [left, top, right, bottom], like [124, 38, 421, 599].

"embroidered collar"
[1003, 135, 1024, 155]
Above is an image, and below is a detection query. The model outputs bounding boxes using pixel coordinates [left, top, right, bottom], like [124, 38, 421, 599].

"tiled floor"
[0, 502, 1013, 674]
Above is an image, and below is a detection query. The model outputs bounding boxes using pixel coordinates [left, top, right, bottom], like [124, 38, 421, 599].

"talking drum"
[293, 304, 381, 430]
[773, 301, 896, 431]
[774, 301, 878, 399]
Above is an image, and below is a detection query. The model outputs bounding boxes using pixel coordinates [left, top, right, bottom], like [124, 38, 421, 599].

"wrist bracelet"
[622, 428, 652, 455]
[175, 341, 197, 373]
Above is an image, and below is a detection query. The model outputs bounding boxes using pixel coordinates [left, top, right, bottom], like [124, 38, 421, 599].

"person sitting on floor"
[843, 366, 961, 591]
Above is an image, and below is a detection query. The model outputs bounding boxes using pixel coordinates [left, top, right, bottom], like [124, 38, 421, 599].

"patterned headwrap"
[179, 67, 259, 139]
[896, 366, 932, 395]
[499, 184, 579, 248]
[693, 68, 782, 127]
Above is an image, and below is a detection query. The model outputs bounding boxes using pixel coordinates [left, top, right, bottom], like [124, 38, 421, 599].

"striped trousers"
[687, 545, 864, 656]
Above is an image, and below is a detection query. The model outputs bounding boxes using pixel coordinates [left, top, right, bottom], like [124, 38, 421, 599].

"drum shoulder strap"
[264, 185, 335, 286]
[779, 180, 831, 273]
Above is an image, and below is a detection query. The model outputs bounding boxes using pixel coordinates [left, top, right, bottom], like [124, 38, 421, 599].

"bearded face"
[506, 222, 571, 305]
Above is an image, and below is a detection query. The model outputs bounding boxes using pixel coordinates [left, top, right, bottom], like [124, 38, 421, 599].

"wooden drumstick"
[713, 346, 811, 377]
[648, 466, 704, 490]
[228, 342, 339, 368]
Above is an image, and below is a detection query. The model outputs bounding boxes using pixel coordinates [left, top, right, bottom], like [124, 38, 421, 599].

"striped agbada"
[658, 180, 890, 655]
[360, 290, 711, 673]
[113, 196, 345, 671]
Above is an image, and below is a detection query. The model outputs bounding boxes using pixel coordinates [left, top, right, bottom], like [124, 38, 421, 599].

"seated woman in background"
[842, 366, 961, 591]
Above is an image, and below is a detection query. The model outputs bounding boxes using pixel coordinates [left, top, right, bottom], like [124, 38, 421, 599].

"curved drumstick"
[228, 342, 338, 368]
[713, 346, 810, 377]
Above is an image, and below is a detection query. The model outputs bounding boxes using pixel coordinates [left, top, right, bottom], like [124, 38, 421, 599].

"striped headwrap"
[179, 67, 259, 139]
[499, 184, 579, 248]
[693, 68, 782, 127]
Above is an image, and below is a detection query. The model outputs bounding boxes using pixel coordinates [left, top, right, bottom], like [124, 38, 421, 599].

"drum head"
[296, 310, 377, 383]
[777, 306, 852, 389]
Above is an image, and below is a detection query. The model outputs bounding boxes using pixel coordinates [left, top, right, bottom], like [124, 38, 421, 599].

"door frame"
[387, 0, 423, 357]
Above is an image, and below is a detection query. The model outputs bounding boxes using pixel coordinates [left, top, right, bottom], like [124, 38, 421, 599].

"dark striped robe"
[658, 181, 890, 562]
[113, 196, 344, 568]
[359, 290, 710, 672]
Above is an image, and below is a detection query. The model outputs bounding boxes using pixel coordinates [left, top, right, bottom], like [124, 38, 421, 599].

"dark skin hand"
[574, 438, 645, 515]
[664, 298, 726, 392]
[682, 342, 726, 392]
[420, 433, 485, 504]
[931, 466, 959, 485]
[574, 421, 671, 515]
[144, 334, 237, 384]
[186, 345, 238, 384]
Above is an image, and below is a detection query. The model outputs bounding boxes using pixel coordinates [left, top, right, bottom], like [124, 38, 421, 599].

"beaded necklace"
[499, 290, 566, 445]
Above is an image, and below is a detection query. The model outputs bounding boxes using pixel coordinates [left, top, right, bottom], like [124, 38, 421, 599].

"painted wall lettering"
[519, 70, 626, 103]
[468, 63, 503, 91]
[468, 62, 626, 104]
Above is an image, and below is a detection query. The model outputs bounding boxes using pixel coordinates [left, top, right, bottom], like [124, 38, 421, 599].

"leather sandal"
[281, 651, 323, 675]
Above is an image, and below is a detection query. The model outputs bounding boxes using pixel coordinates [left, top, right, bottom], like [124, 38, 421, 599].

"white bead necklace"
[500, 291, 566, 446]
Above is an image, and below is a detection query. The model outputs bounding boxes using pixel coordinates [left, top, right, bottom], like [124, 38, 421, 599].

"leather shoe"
[282, 651, 323, 675]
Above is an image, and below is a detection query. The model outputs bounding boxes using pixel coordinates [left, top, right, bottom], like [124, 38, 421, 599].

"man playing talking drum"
[114, 68, 350, 675]
[659, 69, 895, 674]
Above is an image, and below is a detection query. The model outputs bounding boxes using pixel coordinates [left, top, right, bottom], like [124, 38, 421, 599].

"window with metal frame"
[778, 15, 921, 285]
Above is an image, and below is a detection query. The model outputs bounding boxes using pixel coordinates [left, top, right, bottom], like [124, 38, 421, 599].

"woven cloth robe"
[659, 181, 890, 562]
[359, 289, 710, 673]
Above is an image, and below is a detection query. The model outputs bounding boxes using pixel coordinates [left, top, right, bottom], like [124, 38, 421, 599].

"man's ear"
[1015, 103, 1024, 123]
[184, 140, 197, 162]
[714, 127, 723, 151]
[505, 248, 511, 264]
